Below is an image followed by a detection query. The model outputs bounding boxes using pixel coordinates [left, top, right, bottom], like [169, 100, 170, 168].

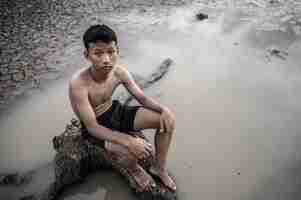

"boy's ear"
[84, 50, 88, 58]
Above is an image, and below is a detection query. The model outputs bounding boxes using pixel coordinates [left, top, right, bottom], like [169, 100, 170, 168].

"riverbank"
[1, 1, 301, 200]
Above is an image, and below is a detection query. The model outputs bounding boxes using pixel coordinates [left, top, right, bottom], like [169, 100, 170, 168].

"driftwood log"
[20, 58, 177, 200]
[0, 172, 32, 186]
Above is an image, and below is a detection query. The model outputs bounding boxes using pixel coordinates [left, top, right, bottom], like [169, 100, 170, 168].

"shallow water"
[1, 4, 301, 200]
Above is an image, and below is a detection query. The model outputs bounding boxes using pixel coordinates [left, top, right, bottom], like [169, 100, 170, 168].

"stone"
[269, 0, 280, 4]
[279, 26, 287, 32]
[0, 67, 9, 75]
[2, 80, 15, 88]
[289, 20, 297, 25]
[13, 73, 25, 81]
[23, 69, 34, 80]
[292, 25, 301, 35]
[196, 12, 208, 21]
[280, 15, 294, 23]
[9, 69, 19, 74]
[0, 74, 12, 81]
[267, 46, 288, 60]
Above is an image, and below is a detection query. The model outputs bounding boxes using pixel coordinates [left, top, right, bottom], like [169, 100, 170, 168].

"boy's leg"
[133, 107, 176, 191]
[104, 141, 156, 192]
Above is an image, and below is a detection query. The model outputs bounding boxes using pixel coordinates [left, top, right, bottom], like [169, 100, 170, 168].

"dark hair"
[83, 24, 118, 50]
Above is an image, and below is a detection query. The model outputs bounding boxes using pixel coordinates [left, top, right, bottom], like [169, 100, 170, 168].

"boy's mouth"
[102, 66, 113, 72]
[104, 66, 112, 70]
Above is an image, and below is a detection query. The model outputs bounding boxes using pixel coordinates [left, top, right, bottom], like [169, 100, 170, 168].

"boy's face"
[86, 41, 118, 74]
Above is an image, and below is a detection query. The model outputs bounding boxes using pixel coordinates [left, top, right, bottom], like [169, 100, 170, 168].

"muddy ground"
[1, 0, 301, 200]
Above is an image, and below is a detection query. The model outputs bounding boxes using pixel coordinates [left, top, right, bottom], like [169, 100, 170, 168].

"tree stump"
[49, 119, 177, 200]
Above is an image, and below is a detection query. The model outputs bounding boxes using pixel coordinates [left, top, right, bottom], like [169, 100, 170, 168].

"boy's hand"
[160, 107, 175, 133]
[127, 137, 153, 160]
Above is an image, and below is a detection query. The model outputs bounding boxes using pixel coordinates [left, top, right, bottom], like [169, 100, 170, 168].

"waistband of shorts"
[94, 98, 113, 117]
[81, 100, 121, 129]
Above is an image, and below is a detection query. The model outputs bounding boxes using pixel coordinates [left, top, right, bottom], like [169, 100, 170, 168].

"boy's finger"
[145, 144, 153, 154]
[143, 148, 150, 157]
[168, 119, 172, 132]
[163, 119, 169, 133]
[160, 118, 164, 133]
[139, 151, 148, 159]
[164, 119, 169, 133]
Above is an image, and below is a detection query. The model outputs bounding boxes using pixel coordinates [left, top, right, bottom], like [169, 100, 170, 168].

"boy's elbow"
[86, 124, 109, 142]
[86, 121, 99, 134]
[137, 94, 147, 105]
[86, 123, 98, 133]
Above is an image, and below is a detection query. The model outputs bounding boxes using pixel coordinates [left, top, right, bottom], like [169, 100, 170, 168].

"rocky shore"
[0, 0, 191, 110]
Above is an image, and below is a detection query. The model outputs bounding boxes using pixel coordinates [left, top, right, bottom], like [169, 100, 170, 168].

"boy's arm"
[117, 66, 175, 133]
[69, 79, 133, 147]
[68, 78, 152, 159]
[117, 66, 165, 113]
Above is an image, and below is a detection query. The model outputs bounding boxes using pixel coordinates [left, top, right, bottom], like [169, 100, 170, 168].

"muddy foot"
[130, 165, 156, 192]
[149, 166, 176, 191]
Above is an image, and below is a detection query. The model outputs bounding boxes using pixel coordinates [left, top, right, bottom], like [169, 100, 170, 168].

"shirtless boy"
[69, 24, 176, 191]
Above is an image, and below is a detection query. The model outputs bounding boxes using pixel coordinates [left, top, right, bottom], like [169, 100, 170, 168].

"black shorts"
[81, 100, 141, 148]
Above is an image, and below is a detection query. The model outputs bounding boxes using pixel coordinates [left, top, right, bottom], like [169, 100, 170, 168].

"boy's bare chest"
[88, 77, 120, 107]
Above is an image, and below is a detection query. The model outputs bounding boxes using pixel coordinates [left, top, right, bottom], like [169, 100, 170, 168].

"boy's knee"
[105, 142, 138, 167]
[117, 151, 138, 168]
[168, 120, 176, 135]
[171, 120, 176, 132]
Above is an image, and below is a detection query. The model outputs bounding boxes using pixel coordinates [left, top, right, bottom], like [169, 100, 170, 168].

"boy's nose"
[101, 54, 111, 65]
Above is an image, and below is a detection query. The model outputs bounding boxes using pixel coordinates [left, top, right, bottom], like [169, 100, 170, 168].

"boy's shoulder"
[69, 67, 89, 90]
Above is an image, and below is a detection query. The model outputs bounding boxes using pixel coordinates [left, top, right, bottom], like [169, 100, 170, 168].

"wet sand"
[1, 2, 301, 200]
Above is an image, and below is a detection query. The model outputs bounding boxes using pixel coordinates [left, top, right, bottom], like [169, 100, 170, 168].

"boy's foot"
[149, 166, 177, 191]
[130, 165, 156, 192]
